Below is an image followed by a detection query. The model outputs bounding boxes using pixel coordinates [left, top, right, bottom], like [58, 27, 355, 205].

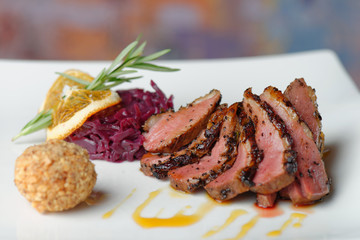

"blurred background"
[1, 0, 359, 87]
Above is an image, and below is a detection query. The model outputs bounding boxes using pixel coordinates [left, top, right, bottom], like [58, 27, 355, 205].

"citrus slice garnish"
[40, 69, 94, 112]
[47, 88, 121, 140]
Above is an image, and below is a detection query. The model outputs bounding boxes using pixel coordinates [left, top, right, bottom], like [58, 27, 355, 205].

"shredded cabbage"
[66, 81, 173, 162]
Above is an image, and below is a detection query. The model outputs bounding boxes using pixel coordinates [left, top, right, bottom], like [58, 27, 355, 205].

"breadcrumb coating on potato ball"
[14, 139, 97, 213]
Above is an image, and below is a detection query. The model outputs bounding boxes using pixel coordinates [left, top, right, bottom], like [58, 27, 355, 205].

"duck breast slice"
[204, 103, 263, 201]
[143, 89, 221, 153]
[243, 88, 297, 194]
[284, 78, 324, 152]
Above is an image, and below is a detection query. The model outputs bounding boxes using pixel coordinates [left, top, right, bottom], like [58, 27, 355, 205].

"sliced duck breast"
[143, 89, 221, 153]
[143, 104, 228, 179]
[261, 86, 330, 204]
[243, 88, 297, 194]
[204, 103, 263, 201]
[284, 78, 324, 152]
[168, 102, 240, 193]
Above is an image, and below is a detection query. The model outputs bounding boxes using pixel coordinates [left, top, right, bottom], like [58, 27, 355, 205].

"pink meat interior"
[244, 98, 285, 185]
[143, 92, 219, 151]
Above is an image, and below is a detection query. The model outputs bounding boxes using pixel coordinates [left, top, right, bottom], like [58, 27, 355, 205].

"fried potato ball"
[14, 139, 97, 213]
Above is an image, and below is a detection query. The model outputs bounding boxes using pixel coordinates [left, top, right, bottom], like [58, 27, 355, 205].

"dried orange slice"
[47, 88, 121, 140]
[40, 69, 94, 112]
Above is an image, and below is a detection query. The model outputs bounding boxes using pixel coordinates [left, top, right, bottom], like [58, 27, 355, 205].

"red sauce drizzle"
[253, 203, 284, 218]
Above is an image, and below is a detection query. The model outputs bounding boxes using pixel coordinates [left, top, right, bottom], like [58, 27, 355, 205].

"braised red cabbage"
[66, 81, 173, 162]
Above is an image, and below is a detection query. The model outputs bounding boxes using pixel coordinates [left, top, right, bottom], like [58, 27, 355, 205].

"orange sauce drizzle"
[227, 215, 260, 240]
[132, 189, 217, 228]
[267, 213, 307, 237]
[102, 188, 136, 219]
[101, 186, 310, 238]
[203, 209, 248, 238]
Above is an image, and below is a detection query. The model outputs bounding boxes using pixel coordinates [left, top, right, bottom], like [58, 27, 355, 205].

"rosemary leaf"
[12, 110, 53, 141]
[107, 40, 138, 74]
[137, 49, 171, 63]
[86, 68, 106, 90]
[128, 41, 147, 59]
[106, 76, 142, 83]
[130, 62, 180, 72]
[100, 77, 142, 90]
[107, 69, 138, 78]
[56, 72, 91, 87]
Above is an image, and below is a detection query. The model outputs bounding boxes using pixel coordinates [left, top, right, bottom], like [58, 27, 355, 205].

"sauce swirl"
[267, 213, 307, 237]
[132, 189, 217, 228]
[102, 187, 311, 238]
[203, 209, 248, 238]
[103, 188, 136, 219]
[228, 215, 260, 240]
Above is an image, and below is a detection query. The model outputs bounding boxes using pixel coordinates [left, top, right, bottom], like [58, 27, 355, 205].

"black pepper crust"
[237, 102, 264, 187]
[220, 188, 232, 200]
[244, 88, 297, 176]
[150, 104, 228, 179]
[174, 102, 241, 192]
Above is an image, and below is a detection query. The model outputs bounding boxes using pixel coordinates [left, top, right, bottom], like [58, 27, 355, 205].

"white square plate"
[1, 50, 360, 239]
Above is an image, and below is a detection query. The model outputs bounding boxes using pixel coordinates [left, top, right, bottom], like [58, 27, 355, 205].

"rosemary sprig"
[56, 38, 179, 91]
[13, 38, 179, 141]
